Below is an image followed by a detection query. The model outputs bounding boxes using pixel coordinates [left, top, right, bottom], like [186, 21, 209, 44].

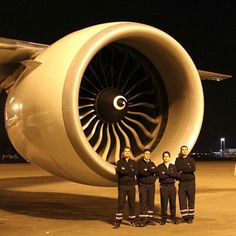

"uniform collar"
[143, 157, 150, 163]
[122, 157, 130, 162]
[181, 155, 188, 159]
[164, 162, 170, 168]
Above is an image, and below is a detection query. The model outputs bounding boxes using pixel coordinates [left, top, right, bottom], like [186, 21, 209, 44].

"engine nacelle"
[5, 22, 204, 186]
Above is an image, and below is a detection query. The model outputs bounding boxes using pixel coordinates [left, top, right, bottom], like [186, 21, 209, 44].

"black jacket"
[175, 156, 196, 182]
[157, 163, 180, 185]
[137, 158, 157, 184]
[116, 158, 138, 185]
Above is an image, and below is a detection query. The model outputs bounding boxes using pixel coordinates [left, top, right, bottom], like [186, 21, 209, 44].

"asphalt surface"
[0, 161, 236, 236]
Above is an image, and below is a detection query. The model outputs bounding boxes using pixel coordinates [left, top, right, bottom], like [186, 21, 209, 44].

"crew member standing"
[113, 146, 138, 229]
[137, 148, 157, 226]
[157, 151, 179, 225]
[175, 145, 196, 223]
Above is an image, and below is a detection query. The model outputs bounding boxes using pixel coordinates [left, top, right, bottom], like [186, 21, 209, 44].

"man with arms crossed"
[157, 151, 179, 225]
[175, 145, 196, 223]
[113, 146, 138, 228]
[137, 148, 157, 226]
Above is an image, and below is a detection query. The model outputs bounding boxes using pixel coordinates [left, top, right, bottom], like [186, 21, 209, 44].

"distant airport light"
[220, 137, 226, 152]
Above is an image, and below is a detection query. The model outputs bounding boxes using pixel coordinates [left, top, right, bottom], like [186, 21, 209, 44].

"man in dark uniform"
[157, 151, 179, 225]
[113, 146, 138, 229]
[175, 145, 196, 223]
[137, 148, 157, 226]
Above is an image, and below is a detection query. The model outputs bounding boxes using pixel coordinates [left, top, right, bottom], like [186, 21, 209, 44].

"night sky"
[0, 0, 235, 152]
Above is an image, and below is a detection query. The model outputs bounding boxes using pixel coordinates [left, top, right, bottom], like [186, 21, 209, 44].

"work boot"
[130, 218, 146, 227]
[170, 217, 179, 224]
[187, 217, 193, 224]
[134, 217, 147, 227]
[129, 218, 138, 227]
[113, 220, 121, 229]
[160, 217, 166, 225]
[180, 217, 189, 223]
[146, 218, 156, 225]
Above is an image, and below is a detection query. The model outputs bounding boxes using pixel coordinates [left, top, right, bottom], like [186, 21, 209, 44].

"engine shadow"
[1, 190, 116, 223]
[0, 176, 160, 224]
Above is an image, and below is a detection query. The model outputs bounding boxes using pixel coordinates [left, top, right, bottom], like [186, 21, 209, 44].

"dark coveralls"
[157, 163, 180, 220]
[175, 155, 196, 220]
[115, 157, 138, 222]
[137, 158, 157, 220]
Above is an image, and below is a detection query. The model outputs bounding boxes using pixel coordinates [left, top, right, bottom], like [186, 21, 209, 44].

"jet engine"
[4, 22, 204, 186]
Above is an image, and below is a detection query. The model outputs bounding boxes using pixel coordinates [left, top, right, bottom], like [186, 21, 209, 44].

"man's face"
[144, 151, 151, 160]
[163, 153, 170, 163]
[181, 146, 188, 157]
[123, 148, 131, 158]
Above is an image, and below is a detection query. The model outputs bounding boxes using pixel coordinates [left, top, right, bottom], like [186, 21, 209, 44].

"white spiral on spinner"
[113, 95, 127, 110]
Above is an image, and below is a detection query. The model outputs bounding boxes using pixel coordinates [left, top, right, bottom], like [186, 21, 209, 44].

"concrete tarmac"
[0, 161, 236, 236]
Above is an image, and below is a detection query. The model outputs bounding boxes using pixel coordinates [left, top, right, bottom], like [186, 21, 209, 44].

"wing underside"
[0, 37, 48, 90]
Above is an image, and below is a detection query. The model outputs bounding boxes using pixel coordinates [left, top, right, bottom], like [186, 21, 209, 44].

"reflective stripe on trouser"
[148, 210, 154, 218]
[180, 209, 195, 219]
[188, 208, 195, 219]
[180, 209, 188, 218]
[115, 213, 123, 220]
[139, 214, 148, 219]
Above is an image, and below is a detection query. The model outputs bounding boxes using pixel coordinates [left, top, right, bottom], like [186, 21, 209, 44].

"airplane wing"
[0, 37, 48, 89]
[198, 69, 232, 81]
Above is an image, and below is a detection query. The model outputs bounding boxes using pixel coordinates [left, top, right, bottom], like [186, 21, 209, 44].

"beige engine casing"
[5, 22, 204, 186]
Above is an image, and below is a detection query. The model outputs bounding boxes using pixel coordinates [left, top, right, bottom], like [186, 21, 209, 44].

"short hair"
[162, 151, 170, 157]
[180, 145, 188, 150]
[143, 148, 151, 153]
[122, 146, 131, 152]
